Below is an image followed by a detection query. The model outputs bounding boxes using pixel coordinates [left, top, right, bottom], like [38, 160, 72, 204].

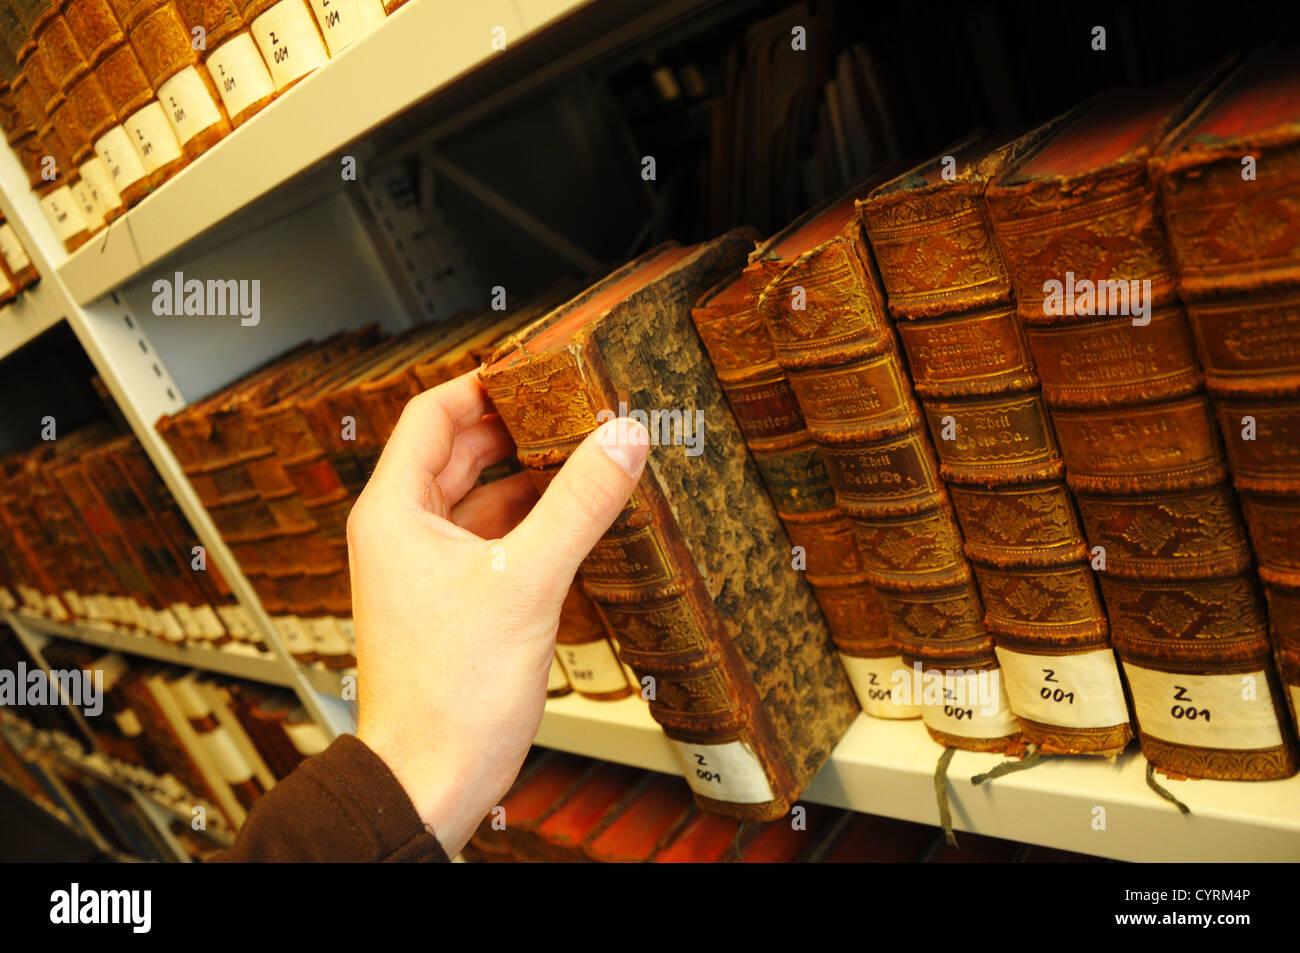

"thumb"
[504, 417, 649, 603]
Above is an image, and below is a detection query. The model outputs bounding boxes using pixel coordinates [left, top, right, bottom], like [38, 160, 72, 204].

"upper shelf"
[535, 692, 1300, 863]
[55, 0, 592, 306]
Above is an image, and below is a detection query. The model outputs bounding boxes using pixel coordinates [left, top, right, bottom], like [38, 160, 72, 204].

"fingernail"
[594, 417, 649, 477]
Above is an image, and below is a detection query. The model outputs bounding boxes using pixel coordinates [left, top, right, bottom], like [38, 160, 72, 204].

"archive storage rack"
[0, 0, 1297, 862]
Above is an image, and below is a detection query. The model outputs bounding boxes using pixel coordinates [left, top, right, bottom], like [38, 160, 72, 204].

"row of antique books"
[0, 0, 406, 250]
[0, 625, 327, 832]
[466, 749, 1104, 863]
[0, 420, 266, 651]
[479, 46, 1300, 819]
[0, 719, 208, 860]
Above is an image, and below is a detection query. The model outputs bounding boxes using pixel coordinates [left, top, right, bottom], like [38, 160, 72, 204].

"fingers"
[503, 417, 649, 606]
[434, 414, 515, 507]
[367, 370, 492, 505]
[449, 471, 539, 538]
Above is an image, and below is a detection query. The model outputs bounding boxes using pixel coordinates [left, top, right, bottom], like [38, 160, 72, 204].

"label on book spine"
[307, 0, 383, 54]
[71, 180, 106, 231]
[275, 614, 314, 655]
[556, 639, 627, 694]
[79, 156, 122, 212]
[920, 668, 1019, 739]
[60, 590, 85, 618]
[995, 646, 1129, 729]
[839, 653, 920, 718]
[93, 126, 149, 191]
[46, 594, 70, 621]
[202, 730, 255, 784]
[123, 102, 184, 174]
[217, 605, 251, 640]
[39, 186, 88, 243]
[251, 0, 330, 90]
[304, 616, 348, 655]
[670, 738, 775, 804]
[158, 66, 224, 145]
[335, 616, 355, 648]
[0, 224, 31, 273]
[0, 588, 16, 610]
[1123, 663, 1284, 750]
[206, 34, 276, 118]
[285, 720, 330, 756]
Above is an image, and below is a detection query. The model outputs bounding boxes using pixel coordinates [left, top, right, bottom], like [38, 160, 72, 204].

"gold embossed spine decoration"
[987, 73, 1296, 779]
[483, 231, 860, 820]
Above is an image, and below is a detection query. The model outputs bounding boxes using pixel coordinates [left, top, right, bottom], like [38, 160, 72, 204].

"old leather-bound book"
[861, 129, 1134, 757]
[693, 272, 919, 720]
[986, 71, 1298, 780]
[1151, 48, 1300, 740]
[653, 800, 842, 862]
[303, 0, 384, 58]
[481, 231, 860, 820]
[236, 0, 328, 92]
[0, 214, 41, 290]
[174, 0, 276, 127]
[533, 762, 644, 861]
[118, 0, 233, 159]
[495, 751, 592, 861]
[748, 179, 1022, 753]
[555, 583, 634, 701]
[583, 773, 697, 862]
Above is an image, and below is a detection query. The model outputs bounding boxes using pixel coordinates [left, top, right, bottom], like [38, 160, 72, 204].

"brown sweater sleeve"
[209, 734, 450, 863]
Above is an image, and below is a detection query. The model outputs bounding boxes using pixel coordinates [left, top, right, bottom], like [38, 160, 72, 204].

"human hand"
[347, 368, 648, 856]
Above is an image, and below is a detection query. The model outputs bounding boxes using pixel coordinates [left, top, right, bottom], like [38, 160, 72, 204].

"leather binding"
[532, 762, 645, 861]
[63, 0, 164, 202]
[118, 0, 233, 160]
[693, 271, 919, 720]
[653, 800, 842, 862]
[495, 751, 592, 861]
[0, 215, 42, 290]
[583, 773, 696, 862]
[228, 684, 309, 779]
[195, 676, 280, 789]
[1151, 48, 1300, 741]
[481, 231, 861, 820]
[986, 70, 1298, 780]
[555, 583, 633, 701]
[861, 128, 1134, 757]
[748, 177, 1023, 753]
[173, 0, 277, 127]
[97, 0, 189, 189]
[236, 0, 329, 92]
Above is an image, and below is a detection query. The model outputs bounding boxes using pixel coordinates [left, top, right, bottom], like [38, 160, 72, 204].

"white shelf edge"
[56, 0, 594, 305]
[6, 610, 291, 688]
[0, 280, 64, 361]
[534, 693, 1300, 862]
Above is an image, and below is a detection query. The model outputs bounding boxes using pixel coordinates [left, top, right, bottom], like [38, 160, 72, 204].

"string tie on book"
[934, 747, 957, 848]
[730, 820, 749, 862]
[971, 745, 1043, 785]
[1145, 761, 1191, 815]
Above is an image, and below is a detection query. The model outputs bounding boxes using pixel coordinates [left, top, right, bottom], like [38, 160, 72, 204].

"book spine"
[173, 0, 276, 126]
[862, 182, 1133, 756]
[236, 0, 328, 92]
[691, 285, 918, 719]
[302, 0, 385, 58]
[0, 217, 41, 289]
[749, 228, 1022, 753]
[555, 583, 633, 701]
[484, 347, 802, 819]
[987, 164, 1297, 780]
[119, 0, 232, 159]
[1154, 124, 1300, 742]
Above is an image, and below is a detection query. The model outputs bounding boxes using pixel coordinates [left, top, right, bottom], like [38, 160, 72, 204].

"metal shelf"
[534, 693, 1300, 862]
[55, 0, 592, 306]
[0, 280, 64, 361]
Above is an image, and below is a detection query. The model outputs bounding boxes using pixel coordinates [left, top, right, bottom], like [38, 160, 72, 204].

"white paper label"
[0, 587, 16, 610]
[192, 605, 225, 639]
[113, 709, 143, 738]
[71, 180, 105, 230]
[670, 738, 775, 804]
[217, 604, 250, 640]
[46, 593, 70, 621]
[0, 224, 31, 273]
[1123, 663, 1284, 750]
[307, 0, 384, 55]
[840, 653, 921, 719]
[204, 730, 255, 784]
[304, 615, 349, 654]
[0, 261, 12, 296]
[170, 602, 200, 640]
[60, 590, 85, 618]
[275, 614, 314, 655]
[79, 156, 122, 212]
[918, 667, 1020, 740]
[996, 646, 1130, 730]
[252, 0, 330, 90]
[158, 66, 225, 145]
[206, 34, 277, 118]
[547, 654, 569, 692]
[93, 125, 149, 191]
[39, 186, 88, 243]
[556, 639, 627, 694]
[285, 720, 330, 756]
[335, 616, 355, 648]
[124, 102, 184, 174]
